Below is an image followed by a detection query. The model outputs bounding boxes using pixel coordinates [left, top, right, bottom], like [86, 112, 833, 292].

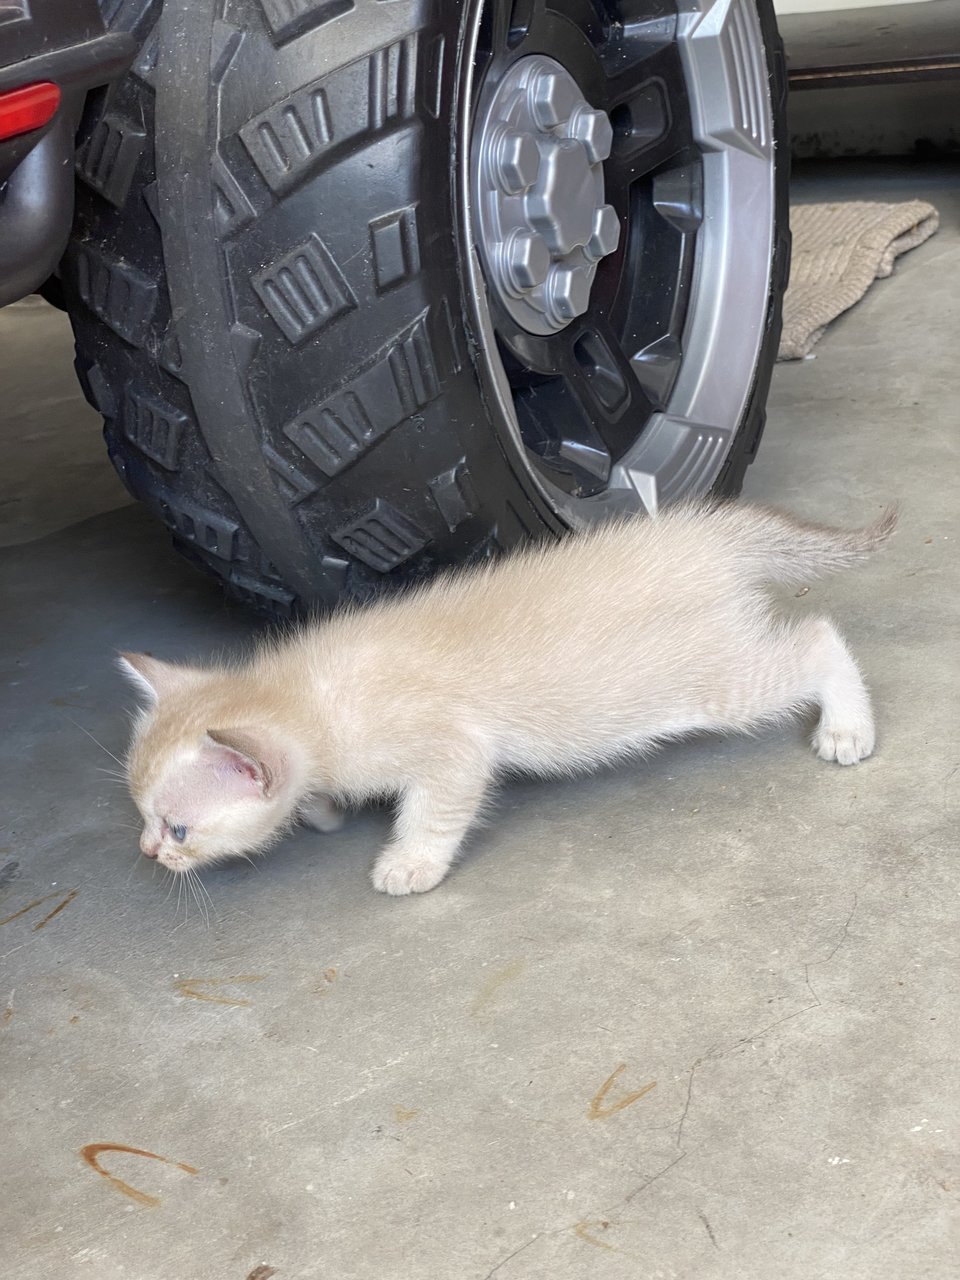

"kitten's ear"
[204, 728, 286, 799]
[117, 652, 196, 705]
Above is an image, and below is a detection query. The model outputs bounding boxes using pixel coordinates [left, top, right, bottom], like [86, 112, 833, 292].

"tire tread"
[62, 0, 789, 615]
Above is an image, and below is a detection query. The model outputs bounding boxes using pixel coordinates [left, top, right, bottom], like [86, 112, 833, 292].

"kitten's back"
[287, 502, 895, 753]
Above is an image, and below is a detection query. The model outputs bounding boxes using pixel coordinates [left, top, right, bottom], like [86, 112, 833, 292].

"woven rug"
[778, 200, 939, 360]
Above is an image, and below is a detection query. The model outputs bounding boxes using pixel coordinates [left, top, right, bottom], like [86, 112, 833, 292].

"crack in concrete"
[673, 891, 861, 1155]
[820, 892, 859, 966]
[621, 1151, 688, 1205]
[480, 1152, 689, 1277]
[697, 1209, 719, 1248]
[804, 891, 858, 1002]
[676, 1061, 699, 1147]
[481, 1234, 540, 1280]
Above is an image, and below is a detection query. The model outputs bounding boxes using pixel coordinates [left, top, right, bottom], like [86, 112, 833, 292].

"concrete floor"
[2, 161, 958, 1279]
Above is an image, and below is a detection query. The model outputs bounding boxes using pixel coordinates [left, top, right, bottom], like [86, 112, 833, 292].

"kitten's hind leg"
[754, 615, 874, 765]
[300, 793, 345, 833]
[372, 766, 490, 896]
[804, 617, 876, 765]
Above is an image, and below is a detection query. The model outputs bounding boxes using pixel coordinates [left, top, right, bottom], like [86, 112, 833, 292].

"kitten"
[120, 501, 896, 895]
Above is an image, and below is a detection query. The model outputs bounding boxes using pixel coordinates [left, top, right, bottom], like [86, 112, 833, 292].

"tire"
[62, 0, 789, 617]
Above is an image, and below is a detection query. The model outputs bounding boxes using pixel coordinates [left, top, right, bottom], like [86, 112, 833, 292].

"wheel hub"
[472, 55, 620, 336]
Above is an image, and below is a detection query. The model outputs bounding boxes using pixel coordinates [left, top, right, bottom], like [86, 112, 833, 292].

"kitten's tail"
[734, 503, 899, 586]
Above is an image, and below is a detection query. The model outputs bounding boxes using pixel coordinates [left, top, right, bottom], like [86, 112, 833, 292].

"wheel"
[62, 0, 789, 616]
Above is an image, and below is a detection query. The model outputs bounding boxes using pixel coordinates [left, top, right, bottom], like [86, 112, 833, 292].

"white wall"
[774, 0, 933, 15]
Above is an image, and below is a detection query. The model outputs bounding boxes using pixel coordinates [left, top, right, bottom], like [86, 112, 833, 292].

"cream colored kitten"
[120, 502, 896, 895]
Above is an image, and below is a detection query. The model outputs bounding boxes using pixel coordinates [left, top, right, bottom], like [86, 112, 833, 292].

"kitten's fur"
[121, 502, 896, 894]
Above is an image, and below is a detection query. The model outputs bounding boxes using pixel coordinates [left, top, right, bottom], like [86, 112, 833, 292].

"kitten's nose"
[140, 837, 160, 860]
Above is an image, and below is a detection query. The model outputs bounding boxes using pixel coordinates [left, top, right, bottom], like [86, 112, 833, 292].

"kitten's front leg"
[372, 768, 489, 896]
[299, 793, 345, 833]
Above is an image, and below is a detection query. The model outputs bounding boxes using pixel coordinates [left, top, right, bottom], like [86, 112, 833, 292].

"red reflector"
[0, 81, 61, 143]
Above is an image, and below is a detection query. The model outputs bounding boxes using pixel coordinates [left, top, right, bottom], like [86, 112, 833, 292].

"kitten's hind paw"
[813, 724, 875, 766]
[371, 849, 448, 896]
[300, 795, 345, 833]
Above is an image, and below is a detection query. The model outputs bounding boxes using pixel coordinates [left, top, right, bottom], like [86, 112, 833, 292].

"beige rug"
[778, 200, 939, 360]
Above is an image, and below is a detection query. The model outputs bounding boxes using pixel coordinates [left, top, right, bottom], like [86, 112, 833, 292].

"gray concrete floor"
[2, 161, 958, 1279]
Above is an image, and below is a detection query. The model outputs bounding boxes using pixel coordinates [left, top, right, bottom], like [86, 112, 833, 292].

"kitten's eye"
[167, 822, 187, 843]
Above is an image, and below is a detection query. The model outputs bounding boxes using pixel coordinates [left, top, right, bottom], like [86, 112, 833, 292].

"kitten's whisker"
[163, 868, 178, 905]
[192, 868, 215, 914]
[184, 869, 196, 922]
[125, 849, 144, 885]
[193, 870, 213, 931]
[66, 717, 126, 769]
[186, 865, 203, 926]
[96, 767, 127, 781]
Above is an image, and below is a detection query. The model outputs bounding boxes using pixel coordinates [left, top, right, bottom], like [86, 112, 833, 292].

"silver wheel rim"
[461, 0, 776, 522]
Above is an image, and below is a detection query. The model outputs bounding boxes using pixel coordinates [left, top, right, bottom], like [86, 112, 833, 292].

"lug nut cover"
[529, 70, 579, 130]
[567, 106, 614, 164]
[585, 204, 621, 262]
[547, 263, 591, 322]
[504, 229, 551, 292]
[494, 128, 541, 194]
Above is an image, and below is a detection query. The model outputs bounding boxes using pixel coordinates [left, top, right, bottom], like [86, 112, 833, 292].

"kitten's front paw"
[813, 723, 875, 766]
[371, 850, 448, 896]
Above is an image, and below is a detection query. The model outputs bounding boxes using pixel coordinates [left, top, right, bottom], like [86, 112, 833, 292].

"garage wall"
[773, 0, 957, 158]
[774, 0, 933, 15]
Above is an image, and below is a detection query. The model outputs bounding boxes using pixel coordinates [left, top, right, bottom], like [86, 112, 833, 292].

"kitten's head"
[119, 652, 299, 873]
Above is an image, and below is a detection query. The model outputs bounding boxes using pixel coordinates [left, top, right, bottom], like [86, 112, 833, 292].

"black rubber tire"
[62, 0, 789, 617]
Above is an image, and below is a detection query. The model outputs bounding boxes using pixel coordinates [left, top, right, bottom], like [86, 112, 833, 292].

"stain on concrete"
[173, 976, 264, 1006]
[587, 1065, 656, 1120]
[574, 1220, 616, 1251]
[315, 967, 337, 995]
[175, 972, 264, 1003]
[0, 887, 79, 931]
[79, 1142, 198, 1208]
[470, 959, 525, 1016]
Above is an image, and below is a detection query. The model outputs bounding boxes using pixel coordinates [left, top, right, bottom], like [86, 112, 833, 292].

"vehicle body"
[0, 1, 133, 308]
